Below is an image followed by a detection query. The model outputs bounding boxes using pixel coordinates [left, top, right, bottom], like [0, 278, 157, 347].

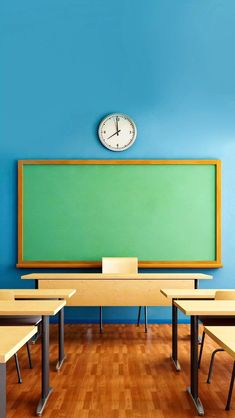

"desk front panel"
[39, 279, 194, 306]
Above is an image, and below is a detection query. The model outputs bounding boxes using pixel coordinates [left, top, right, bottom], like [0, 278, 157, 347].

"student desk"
[3, 289, 76, 371]
[160, 289, 218, 371]
[0, 300, 65, 416]
[21, 273, 212, 307]
[174, 300, 235, 416]
[12, 288, 76, 300]
[160, 289, 217, 299]
[0, 325, 37, 418]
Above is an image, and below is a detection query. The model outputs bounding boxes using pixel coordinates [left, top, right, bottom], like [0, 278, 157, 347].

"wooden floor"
[6, 324, 235, 418]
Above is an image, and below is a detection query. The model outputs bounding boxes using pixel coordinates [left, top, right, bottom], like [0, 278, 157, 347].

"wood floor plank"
[5, 324, 235, 417]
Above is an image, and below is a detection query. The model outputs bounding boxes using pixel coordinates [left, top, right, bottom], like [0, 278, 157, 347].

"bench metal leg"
[56, 307, 66, 371]
[0, 363, 6, 418]
[14, 353, 22, 384]
[36, 316, 53, 416]
[225, 361, 235, 410]
[207, 348, 225, 384]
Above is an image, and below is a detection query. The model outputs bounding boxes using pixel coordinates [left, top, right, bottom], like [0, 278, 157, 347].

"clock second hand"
[107, 129, 121, 139]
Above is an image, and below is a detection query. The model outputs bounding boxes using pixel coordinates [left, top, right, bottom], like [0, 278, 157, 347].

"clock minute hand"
[107, 129, 121, 139]
[116, 116, 119, 136]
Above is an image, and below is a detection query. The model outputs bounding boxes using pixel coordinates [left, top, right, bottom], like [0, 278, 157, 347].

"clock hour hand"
[107, 129, 121, 139]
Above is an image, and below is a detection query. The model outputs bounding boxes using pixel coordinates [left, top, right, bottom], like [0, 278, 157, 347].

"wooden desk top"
[174, 300, 235, 316]
[11, 289, 76, 299]
[205, 326, 235, 360]
[0, 300, 65, 316]
[0, 326, 37, 363]
[160, 289, 218, 299]
[21, 273, 212, 281]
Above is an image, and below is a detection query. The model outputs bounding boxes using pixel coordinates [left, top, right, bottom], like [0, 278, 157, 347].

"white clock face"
[98, 113, 137, 151]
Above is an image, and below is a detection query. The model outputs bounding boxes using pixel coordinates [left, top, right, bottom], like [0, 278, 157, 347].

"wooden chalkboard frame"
[17, 160, 222, 269]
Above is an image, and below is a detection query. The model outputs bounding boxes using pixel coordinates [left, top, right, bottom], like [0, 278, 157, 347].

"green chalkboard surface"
[17, 160, 221, 268]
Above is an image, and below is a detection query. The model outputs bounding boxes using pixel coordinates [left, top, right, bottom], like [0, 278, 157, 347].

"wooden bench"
[0, 326, 37, 418]
[204, 326, 235, 410]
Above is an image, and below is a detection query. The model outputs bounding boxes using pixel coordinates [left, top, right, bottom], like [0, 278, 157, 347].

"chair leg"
[137, 307, 141, 327]
[14, 353, 22, 384]
[31, 323, 42, 344]
[225, 361, 235, 410]
[207, 348, 225, 384]
[198, 330, 205, 369]
[144, 306, 148, 333]
[99, 306, 103, 334]
[198, 335, 202, 344]
[26, 342, 33, 369]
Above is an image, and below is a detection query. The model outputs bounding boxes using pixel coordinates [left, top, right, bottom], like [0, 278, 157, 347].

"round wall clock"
[98, 113, 137, 151]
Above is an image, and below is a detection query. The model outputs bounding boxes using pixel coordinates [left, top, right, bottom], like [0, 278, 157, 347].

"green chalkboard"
[17, 160, 221, 268]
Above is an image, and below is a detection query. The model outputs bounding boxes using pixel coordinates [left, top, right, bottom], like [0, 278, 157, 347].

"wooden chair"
[101, 257, 148, 333]
[198, 290, 235, 409]
[204, 326, 235, 411]
[0, 290, 35, 383]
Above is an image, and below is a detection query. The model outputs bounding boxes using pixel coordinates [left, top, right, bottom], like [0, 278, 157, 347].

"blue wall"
[1, 0, 235, 323]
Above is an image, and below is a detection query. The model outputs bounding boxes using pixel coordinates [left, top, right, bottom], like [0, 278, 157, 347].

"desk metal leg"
[36, 316, 53, 416]
[56, 307, 66, 371]
[225, 361, 235, 410]
[194, 280, 203, 344]
[171, 301, 181, 371]
[144, 306, 148, 333]
[137, 306, 141, 327]
[0, 363, 6, 418]
[32, 280, 41, 344]
[187, 315, 204, 416]
[100, 307, 103, 333]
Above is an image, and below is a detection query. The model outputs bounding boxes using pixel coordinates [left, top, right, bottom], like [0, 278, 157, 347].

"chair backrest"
[215, 290, 235, 300]
[102, 257, 138, 274]
[0, 290, 14, 301]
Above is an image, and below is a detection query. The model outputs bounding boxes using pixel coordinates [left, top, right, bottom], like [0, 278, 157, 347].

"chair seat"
[0, 316, 42, 326]
[199, 316, 235, 326]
